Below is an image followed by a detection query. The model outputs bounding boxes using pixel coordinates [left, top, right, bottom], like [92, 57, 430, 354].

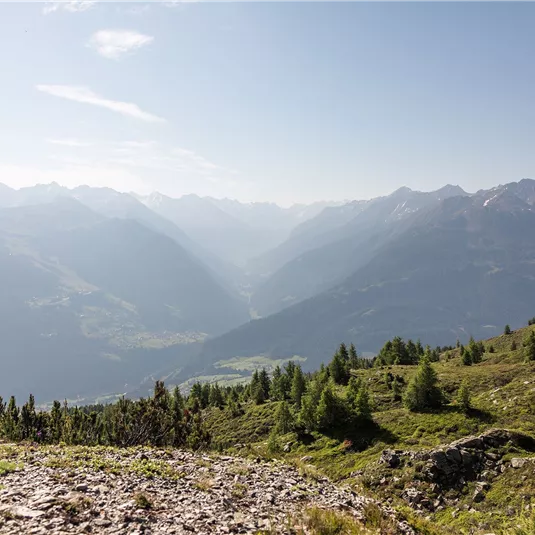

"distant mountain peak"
[434, 184, 467, 198]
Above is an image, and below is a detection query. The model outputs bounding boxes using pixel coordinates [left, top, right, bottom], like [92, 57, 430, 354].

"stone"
[1, 506, 46, 519]
[74, 483, 89, 492]
[445, 448, 462, 464]
[473, 489, 485, 503]
[511, 458, 528, 468]
[380, 449, 401, 468]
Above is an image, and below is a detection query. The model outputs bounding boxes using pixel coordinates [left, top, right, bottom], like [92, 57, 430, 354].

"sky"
[1, 2, 535, 205]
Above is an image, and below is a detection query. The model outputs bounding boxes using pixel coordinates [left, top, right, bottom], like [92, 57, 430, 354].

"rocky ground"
[0, 444, 414, 534]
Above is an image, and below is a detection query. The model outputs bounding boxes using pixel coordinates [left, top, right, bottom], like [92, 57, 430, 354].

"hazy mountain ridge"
[0, 198, 247, 400]
[2, 179, 535, 401]
[192, 179, 535, 378]
[250, 184, 469, 315]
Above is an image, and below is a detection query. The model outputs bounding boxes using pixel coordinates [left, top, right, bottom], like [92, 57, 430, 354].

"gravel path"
[0, 444, 414, 534]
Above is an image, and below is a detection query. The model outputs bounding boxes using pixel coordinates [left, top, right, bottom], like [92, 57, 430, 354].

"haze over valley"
[1, 179, 535, 401]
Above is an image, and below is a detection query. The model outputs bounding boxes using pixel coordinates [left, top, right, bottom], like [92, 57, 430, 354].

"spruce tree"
[348, 343, 359, 369]
[403, 356, 443, 412]
[504, 324, 512, 335]
[355, 386, 372, 421]
[273, 401, 294, 435]
[270, 365, 285, 401]
[316, 383, 340, 430]
[346, 376, 362, 407]
[456, 380, 471, 413]
[258, 368, 271, 400]
[338, 342, 349, 362]
[462, 348, 473, 366]
[209, 383, 224, 408]
[329, 351, 349, 385]
[392, 378, 403, 401]
[291, 365, 306, 409]
[298, 380, 323, 431]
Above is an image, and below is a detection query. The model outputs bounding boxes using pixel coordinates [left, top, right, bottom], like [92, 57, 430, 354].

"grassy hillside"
[204, 324, 535, 534]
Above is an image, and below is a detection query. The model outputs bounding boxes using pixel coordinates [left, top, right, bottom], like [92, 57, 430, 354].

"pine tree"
[270, 365, 285, 401]
[355, 386, 372, 421]
[290, 365, 306, 408]
[462, 348, 473, 366]
[524, 331, 535, 361]
[338, 343, 349, 362]
[200, 384, 211, 409]
[209, 383, 224, 408]
[392, 336, 409, 365]
[329, 351, 349, 385]
[346, 376, 362, 408]
[403, 356, 443, 412]
[456, 380, 471, 413]
[273, 401, 294, 435]
[406, 339, 418, 364]
[416, 339, 424, 358]
[251, 380, 266, 405]
[258, 368, 271, 400]
[348, 343, 359, 369]
[298, 380, 323, 431]
[190, 382, 202, 404]
[316, 383, 340, 430]
[504, 324, 512, 335]
[392, 378, 403, 401]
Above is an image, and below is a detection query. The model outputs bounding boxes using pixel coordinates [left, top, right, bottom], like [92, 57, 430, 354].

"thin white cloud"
[36, 85, 165, 123]
[88, 30, 154, 60]
[109, 143, 229, 177]
[46, 138, 92, 148]
[43, 1, 96, 15]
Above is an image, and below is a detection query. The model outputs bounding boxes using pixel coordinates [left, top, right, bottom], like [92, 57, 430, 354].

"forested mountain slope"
[195, 181, 535, 375]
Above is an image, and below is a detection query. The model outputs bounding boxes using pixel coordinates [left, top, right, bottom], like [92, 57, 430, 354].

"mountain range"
[1, 179, 534, 400]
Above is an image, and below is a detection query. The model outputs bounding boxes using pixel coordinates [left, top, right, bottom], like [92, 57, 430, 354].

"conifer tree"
[258, 368, 271, 400]
[346, 376, 362, 408]
[462, 347, 473, 366]
[316, 383, 340, 430]
[456, 380, 471, 413]
[270, 365, 285, 401]
[348, 343, 359, 369]
[273, 401, 294, 435]
[355, 385, 372, 421]
[403, 356, 443, 412]
[298, 380, 323, 431]
[291, 365, 306, 408]
[209, 383, 224, 408]
[329, 351, 349, 385]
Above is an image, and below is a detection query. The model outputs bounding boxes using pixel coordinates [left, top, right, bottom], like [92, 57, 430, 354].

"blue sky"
[1, 1, 535, 205]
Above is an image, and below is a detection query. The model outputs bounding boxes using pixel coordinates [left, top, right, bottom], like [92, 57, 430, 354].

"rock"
[473, 489, 485, 503]
[459, 449, 473, 468]
[283, 442, 292, 453]
[380, 449, 401, 468]
[93, 518, 112, 527]
[1, 506, 46, 519]
[300, 455, 313, 462]
[445, 448, 462, 464]
[430, 450, 455, 477]
[511, 458, 528, 468]
[403, 487, 424, 505]
[0, 443, 416, 535]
